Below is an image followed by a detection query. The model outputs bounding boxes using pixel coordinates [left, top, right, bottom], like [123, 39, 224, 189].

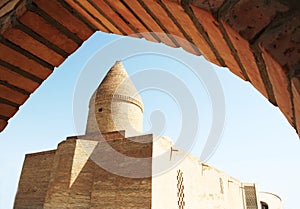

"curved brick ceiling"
[0, 0, 299, 137]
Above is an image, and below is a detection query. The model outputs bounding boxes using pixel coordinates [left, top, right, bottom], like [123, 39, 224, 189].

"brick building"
[14, 61, 282, 209]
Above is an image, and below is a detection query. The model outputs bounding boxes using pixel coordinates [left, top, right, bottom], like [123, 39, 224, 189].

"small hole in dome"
[98, 108, 103, 112]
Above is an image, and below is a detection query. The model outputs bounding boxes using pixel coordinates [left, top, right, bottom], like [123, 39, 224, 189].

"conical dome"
[86, 61, 144, 136]
[95, 61, 143, 111]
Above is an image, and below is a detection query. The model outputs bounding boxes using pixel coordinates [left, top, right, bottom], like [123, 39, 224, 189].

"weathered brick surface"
[0, 83, 28, 104]
[190, 4, 246, 80]
[44, 139, 77, 208]
[0, 102, 18, 118]
[258, 15, 300, 126]
[107, 1, 158, 42]
[162, 0, 216, 59]
[0, 43, 52, 79]
[142, 0, 198, 54]
[223, 0, 288, 40]
[19, 11, 79, 54]
[0, 0, 11, 9]
[105, 135, 153, 158]
[0, 0, 20, 17]
[71, 130, 126, 141]
[32, 0, 94, 41]
[15, 135, 152, 208]
[219, 0, 297, 113]
[67, 140, 97, 208]
[90, 136, 152, 208]
[0, 64, 39, 92]
[260, 46, 294, 125]
[0, 119, 7, 130]
[259, 15, 300, 72]
[89, 0, 137, 36]
[292, 77, 300, 136]
[69, 0, 120, 34]
[14, 150, 56, 209]
[0, 0, 27, 32]
[122, 0, 176, 47]
[221, 20, 268, 98]
[3, 28, 65, 66]
[64, 0, 111, 34]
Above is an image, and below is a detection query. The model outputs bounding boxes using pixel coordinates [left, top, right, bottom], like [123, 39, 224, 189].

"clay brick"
[32, 0, 94, 41]
[0, 119, 8, 132]
[64, 0, 111, 34]
[259, 15, 300, 72]
[19, 11, 79, 54]
[14, 151, 55, 208]
[106, 137, 153, 158]
[0, 64, 40, 92]
[0, 0, 19, 17]
[3, 28, 65, 66]
[292, 77, 300, 136]
[0, 0, 11, 9]
[106, 1, 158, 42]
[0, 103, 18, 118]
[0, 43, 52, 80]
[85, 0, 137, 36]
[260, 46, 293, 125]
[223, 0, 288, 40]
[162, 0, 219, 61]
[0, 0, 27, 32]
[142, 0, 198, 55]
[221, 20, 268, 98]
[0, 83, 29, 104]
[122, 0, 176, 47]
[71, 0, 121, 35]
[190, 4, 246, 80]
[78, 130, 126, 141]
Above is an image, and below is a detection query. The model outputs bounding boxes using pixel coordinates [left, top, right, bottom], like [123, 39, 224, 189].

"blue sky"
[0, 32, 299, 209]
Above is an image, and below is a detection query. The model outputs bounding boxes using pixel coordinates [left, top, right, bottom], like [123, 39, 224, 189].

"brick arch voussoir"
[0, 0, 299, 138]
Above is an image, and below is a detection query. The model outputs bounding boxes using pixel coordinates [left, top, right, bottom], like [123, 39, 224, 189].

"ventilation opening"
[98, 108, 103, 112]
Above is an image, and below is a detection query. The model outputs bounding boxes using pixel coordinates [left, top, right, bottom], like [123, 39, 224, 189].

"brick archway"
[0, 0, 299, 137]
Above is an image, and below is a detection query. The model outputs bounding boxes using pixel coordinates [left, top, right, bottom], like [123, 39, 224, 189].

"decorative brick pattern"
[177, 169, 185, 209]
[97, 93, 144, 112]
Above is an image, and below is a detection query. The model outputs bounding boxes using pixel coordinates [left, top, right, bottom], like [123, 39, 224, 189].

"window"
[261, 201, 268, 209]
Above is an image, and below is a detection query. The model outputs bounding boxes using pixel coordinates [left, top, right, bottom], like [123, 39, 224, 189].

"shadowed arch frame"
[0, 0, 299, 137]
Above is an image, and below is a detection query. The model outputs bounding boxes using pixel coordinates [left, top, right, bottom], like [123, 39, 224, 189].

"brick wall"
[14, 133, 153, 208]
[14, 150, 56, 209]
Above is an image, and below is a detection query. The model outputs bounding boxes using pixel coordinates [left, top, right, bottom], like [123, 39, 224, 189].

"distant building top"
[85, 61, 144, 136]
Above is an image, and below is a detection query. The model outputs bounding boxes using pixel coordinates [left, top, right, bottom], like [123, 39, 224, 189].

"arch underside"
[0, 0, 299, 137]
